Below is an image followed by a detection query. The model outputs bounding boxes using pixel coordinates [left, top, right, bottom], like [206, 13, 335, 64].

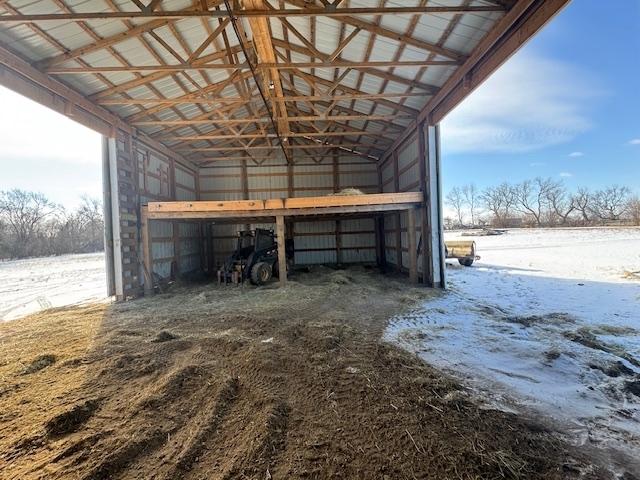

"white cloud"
[629, 139, 640, 145]
[529, 162, 546, 167]
[559, 172, 573, 178]
[568, 151, 584, 158]
[0, 86, 101, 165]
[441, 51, 600, 154]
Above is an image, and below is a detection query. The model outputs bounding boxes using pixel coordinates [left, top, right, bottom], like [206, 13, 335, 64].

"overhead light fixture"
[268, 81, 275, 90]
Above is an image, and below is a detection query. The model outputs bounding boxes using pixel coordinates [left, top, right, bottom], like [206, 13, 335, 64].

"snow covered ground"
[386, 227, 640, 474]
[0, 252, 107, 321]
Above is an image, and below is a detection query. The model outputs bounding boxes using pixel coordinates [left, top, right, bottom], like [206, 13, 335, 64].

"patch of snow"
[0, 252, 108, 321]
[385, 227, 640, 474]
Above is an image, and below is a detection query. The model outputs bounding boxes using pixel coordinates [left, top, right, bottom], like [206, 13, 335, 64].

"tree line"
[446, 178, 640, 228]
[0, 189, 104, 260]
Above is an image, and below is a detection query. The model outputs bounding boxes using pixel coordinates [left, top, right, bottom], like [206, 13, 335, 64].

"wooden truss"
[0, 0, 569, 165]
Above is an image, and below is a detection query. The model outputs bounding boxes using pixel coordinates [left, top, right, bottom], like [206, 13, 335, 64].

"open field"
[0, 266, 609, 480]
[0, 253, 106, 322]
[387, 227, 640, 476]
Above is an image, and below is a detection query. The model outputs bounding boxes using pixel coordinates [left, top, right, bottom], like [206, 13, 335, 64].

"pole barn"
[0, 0, 569, 299]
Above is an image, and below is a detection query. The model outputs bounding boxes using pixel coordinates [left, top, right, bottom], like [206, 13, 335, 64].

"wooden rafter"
[0, 0, 539, 167]
[0, 5, 506, 23]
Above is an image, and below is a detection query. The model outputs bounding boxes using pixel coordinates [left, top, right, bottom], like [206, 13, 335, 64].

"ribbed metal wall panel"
[199, 157, 385, 267]
[175, 167, 196, 190]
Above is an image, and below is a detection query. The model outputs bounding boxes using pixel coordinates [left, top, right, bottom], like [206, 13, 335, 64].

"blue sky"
[441, 1, 640, 194]
[0, 1, 638, 208]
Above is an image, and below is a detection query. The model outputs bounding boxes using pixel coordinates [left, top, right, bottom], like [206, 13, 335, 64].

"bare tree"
[462, 184, 479, 227]
[76, 196, 105, 251]
[627, 196, 640, 226]
[546, 181, 575, 225]
[573, 187, 592, 225]
[446, 186, 465, 227]
[481, 182, 516, 227]
[513, 177, 555, 227]
[591, 185, 631, 222]
[0, 189, 59, 257]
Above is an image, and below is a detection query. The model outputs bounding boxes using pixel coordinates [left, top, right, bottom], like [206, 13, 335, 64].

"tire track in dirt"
[0, 268, 614, 479]
[166, 376, 239, 475]
[79, 428, 168, 480]
[220, 401, 290, 480]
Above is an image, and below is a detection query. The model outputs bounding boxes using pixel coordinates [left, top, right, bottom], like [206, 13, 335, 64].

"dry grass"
[0, 268, 610, 479]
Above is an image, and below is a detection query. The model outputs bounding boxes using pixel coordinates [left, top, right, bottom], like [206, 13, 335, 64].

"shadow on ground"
[0, 266, 614, 479]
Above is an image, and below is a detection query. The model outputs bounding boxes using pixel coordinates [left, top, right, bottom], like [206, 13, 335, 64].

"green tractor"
[218, 228, 293, 285]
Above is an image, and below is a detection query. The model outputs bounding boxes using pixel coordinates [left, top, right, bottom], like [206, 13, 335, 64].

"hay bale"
[328, 188, 365, 196]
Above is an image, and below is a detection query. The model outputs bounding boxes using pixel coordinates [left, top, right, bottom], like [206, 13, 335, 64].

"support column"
[106, 136, 124, 299]
[407, 208, 418, 283]
[140, 206, 153, 295]
[101, 136, 115, 297]
[421, 123, 446, 288]
[276, 215, 287, 286]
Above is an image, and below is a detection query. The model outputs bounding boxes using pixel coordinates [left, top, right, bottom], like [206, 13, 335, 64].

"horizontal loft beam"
[97, 92, 429, 105]
[46, 59, 460, 74]
[132, 113, 414, 126]
[0, 6, 505, 23]
[145, 202, 416, 220]
[145, 192, 423, 219]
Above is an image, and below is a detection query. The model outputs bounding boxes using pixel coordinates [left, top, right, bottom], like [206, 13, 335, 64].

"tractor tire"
[459, 257, 474, 267]
[250, 262, 272, 285]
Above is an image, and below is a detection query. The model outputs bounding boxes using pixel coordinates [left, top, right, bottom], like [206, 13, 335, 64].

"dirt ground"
[0, 266, 613, 479]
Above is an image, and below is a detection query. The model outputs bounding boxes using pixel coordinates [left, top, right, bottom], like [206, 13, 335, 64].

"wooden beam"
[97, 92, 429, 105]
[272, 39, 441, 94]
[162, 130, 395, 141]
[276, 215, 287, 286]
[146, 203, 418, 219]
[178, 143, 384, 153]
[46, 59, 460, 74]
[132, 113, 413, 126]
[0, 6, 506, 23]
[37, 0, 225, 68]
[147, 193, 422, 214]
[242, 0, 290, 139]
[140, 206, 153, 295]
[407, 207, 418, 283]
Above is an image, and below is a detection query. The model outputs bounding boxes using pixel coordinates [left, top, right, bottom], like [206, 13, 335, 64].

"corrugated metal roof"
[0, 0, 507, 163]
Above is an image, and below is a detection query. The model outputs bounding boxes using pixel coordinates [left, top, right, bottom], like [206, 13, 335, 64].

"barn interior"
[2, 2, 610, 480]
[1, 0, 567, 298]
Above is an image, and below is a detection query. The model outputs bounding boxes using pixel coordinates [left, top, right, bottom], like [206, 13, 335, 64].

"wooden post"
[276, 215, 287, 286]
[393, 150, 402, 272]
[375, 215, 386, 271]
[140, 206, 153, 295]
[417, 122, 431, 285]
[407, 207, 418, 283]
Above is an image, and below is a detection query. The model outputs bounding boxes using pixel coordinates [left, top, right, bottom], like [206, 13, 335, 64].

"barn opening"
[0, 0, 568, 299]
[4, 2, 619, 479]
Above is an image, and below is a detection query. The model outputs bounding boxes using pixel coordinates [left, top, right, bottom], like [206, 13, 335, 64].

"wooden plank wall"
[379, 131, 424, 276]
[111, 129, 200, 298]
[198, 156, 380, 269]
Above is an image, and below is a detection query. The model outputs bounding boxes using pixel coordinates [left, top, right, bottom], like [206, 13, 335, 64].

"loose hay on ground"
[0, 267, 609, 479]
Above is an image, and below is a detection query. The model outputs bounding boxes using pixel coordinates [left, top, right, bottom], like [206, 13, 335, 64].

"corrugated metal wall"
[135, 140, 200, 279]
[199, 156, 379, 268]
[380, 131, 424, 275]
